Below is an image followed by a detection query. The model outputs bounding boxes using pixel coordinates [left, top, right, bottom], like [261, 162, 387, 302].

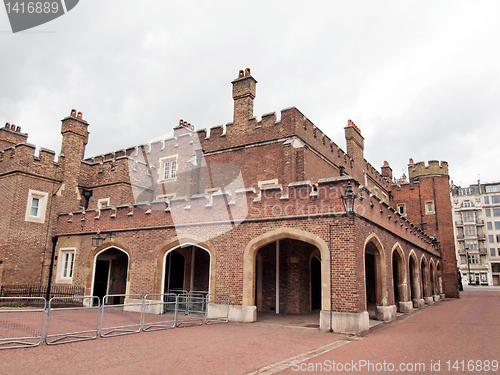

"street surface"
[0, 290, 498, 374]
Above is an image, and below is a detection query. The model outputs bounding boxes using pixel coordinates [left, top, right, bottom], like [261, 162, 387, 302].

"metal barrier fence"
[45, 296, 100, 345]
[205, 294, 230, 324]
[100, 294, 143, 337]
[0, 297, 46, 349]
[0, 285, 85, 298]
[0, 292, 230, 349]
[142, 293, 177, 331]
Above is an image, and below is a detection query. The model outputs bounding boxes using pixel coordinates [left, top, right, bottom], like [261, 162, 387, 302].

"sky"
[1, 0, 499, 187]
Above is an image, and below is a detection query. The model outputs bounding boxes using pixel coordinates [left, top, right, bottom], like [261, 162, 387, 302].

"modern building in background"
[452, 181, 500, 286]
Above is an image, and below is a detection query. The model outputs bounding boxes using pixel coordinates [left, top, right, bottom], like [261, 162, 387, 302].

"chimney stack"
[232, 68, 257, 125]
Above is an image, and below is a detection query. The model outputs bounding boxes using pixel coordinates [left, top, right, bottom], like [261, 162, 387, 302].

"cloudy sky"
[1, 0, 499, 187]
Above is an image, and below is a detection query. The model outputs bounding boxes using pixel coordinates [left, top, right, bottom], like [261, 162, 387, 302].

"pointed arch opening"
[408, 251, 420, 302]
[363, 234, 387, 319]
[92, 246, 129, 305]
[391, 244, 407, 310]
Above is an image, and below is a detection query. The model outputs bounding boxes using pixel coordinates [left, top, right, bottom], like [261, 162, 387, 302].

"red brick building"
[0, 69, 459, 333]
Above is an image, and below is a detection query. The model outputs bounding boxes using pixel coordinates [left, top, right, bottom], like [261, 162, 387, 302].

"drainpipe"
[329, 224, 333, 332]
[45, 236, 58, 302]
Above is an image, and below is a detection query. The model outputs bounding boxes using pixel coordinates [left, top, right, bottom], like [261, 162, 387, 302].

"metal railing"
[0, 292, 230, 349]
[0, 297, 46, 349]
[100, 294, 143, 337]
[45, 296, 100, 345]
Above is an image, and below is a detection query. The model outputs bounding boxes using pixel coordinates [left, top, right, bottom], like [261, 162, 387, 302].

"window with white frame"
[57, 248, 75, 282]
[425, 201, 435, 214]
[25, 190, 49, 223]
[469, 254, 480, 264]
[489, 235, 495, 243]
[492, 196, 500, 204]
[490, 248, 496, 257]
[464, 225, 476, 236]
[465, 240, 478, 250]
[462, 211, 475, 222]
[97, 198, 110, 210]
[461, 200, 474, 207]
[397, 203, 406, 216]
[487, 222, 493, 230]
[485, 185, 500, 193]
[485, 196, 490, 204]
[159, 156, 178, 181]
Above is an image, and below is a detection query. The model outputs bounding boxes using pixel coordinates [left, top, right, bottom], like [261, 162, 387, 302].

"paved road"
[1, 291, 498, 374]
[278, 290, 500, 374]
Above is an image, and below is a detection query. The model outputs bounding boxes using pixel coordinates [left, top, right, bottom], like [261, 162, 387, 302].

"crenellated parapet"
[57, 176, 437, 255]
[409, 160, 449, 180]
[0, 142, 61, 178]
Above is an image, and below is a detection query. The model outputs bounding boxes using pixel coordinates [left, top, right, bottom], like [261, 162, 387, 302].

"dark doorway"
[311, 256, 321, 310]
[392, 253, 401, 306]
[255, 239, 320, 315]
[93, 248, 128, 305]
[365, 251, 377, 306]
[165, 250, 185, 292]
[93, 260, 110, 304]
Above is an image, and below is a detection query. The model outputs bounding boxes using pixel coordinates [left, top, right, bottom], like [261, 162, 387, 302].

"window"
[425, 201, 434, 214]
[489, 235, 495, 243]
[487, 222, 493, 230]
[25, 190, 48, 223]
[495, 222, 500, 230]
[491, 248, 496, 257]
[497, 235, 500, 243]
[57, 248, 76, 282]
[464, 226, 476, 236]
[494, 208, 500, 217]
[461, 200, 474, 207]
[97, 198, 110, 210]
[397, 203, 406, 216]
[465, 240, 478, 250]
[485, 196, 490, 204]
[485, 185, 500, 193]
[492, 263, 500, 273]
[159, 156, 178, 181]
[459, 188, 473, 196]
[469, 254, 480, 264]
[485, 209, 491, 218]
[462, 212, 475, 222]
[493, 196, 500, 204]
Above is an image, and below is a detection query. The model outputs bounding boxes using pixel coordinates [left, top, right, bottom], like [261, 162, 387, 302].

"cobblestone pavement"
[1, 290, 498, 374]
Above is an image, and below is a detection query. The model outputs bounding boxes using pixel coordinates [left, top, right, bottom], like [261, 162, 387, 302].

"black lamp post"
[92, 231, 115, 247]
[341, 183, 358, 215]
[431, 237, 441, 251]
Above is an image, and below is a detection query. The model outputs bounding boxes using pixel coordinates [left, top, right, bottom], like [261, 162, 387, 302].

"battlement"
[409, 160, 449, 180]
[57, 176, 436, 254]
[0, 142, 60, 177]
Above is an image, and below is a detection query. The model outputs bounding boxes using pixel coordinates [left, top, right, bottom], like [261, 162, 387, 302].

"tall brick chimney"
[59, 109, 89, 211]
[232, 68, 257, 125]
[381, 160, 393, 180]
[344, 119, 364, 162]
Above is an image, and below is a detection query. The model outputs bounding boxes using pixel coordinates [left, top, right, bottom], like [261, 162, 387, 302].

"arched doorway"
[92, 247, 129, 305]
[255, 239, 321, 314]
[163, 244, 210, 294]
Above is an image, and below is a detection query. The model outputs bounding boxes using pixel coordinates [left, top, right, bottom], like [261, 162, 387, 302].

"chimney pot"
[77, 112, 83, 119]
[245, 68, 251, 76]
[16, 126, 21, 132]
[71, 109, 76, 117]
[10, 124, 16, 130]
[179, 119, 183, 126]
[5, 122, 10, 128]
[239, 70, 244, 78]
